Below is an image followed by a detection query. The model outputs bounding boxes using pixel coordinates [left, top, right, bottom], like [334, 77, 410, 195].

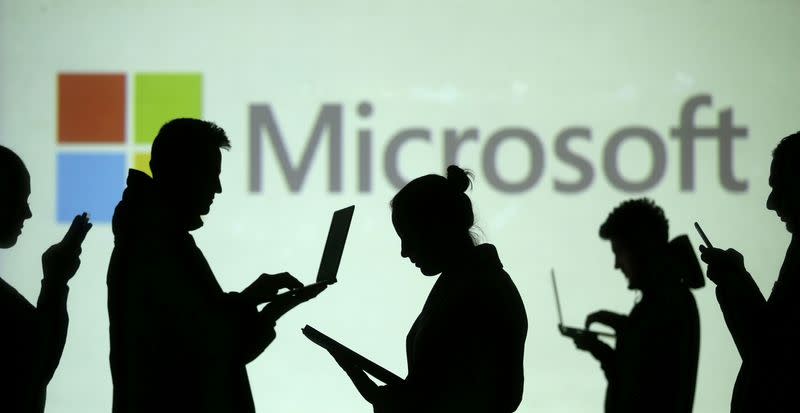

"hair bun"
[446, 165, 472, 193]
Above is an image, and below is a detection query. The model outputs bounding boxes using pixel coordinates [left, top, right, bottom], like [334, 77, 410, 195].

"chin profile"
[0, 235, 19, 249]
[419, 266, 442, 277]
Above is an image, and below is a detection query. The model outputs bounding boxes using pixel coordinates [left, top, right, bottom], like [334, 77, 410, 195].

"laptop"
[551, 269, 615, 339]
[278, 205, 355, 297]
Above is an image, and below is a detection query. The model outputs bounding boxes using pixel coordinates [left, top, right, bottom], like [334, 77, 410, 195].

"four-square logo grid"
[57, 72, 202, 223]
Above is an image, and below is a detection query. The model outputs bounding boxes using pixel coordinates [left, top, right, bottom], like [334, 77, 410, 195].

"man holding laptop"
[570, 199, 702, 413]
[106, 119, 332, 413]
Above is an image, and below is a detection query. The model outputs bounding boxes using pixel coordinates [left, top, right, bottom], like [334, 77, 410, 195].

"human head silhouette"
[599, 198, 669, 290]
[149, 118, 230, 229]
[767, 131, 800, 234]
[0, 145, 33, 248]
[390, 165, 476, 276]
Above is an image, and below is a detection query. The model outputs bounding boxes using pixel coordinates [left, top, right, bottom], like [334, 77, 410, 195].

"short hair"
[150, 118, 231, 178]
[599, 198, 669, 248]
[772, 131, 800, 173]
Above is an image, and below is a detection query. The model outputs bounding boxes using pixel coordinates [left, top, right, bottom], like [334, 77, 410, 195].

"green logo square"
[134, 73, 202, 144]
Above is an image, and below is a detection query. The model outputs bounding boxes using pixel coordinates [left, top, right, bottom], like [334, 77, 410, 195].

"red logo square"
[58, 73, 126, 143]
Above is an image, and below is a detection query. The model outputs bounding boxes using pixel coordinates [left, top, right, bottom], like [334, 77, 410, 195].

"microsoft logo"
[56, 72, 202, 223]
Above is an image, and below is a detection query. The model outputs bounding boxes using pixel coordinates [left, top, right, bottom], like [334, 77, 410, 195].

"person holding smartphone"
[699, 131, 800, 412]
[329, 166, 528, 413]
[0, 145, 92, 412]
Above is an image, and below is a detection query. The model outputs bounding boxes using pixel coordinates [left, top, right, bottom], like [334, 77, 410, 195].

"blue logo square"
[57, 153, 126, 223]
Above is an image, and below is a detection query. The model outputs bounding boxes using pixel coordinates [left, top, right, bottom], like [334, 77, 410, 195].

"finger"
[585, 312, 600, 327]
[75, 212, 92, 243]
[62, 215, 83, 245]
[272, 272, 304, 289]
[62, 213, 91, 247]
[585, 311, 607, 328]
[700, 247, 725, 263]
[294, 285, 327, 301]
[726, 248, 744, 261]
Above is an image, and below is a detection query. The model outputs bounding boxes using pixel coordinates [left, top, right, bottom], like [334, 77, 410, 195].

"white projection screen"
[1, 1, 799, 412]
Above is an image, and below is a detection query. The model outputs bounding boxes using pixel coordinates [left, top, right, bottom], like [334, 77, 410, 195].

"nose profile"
[766, 190, 776, 211]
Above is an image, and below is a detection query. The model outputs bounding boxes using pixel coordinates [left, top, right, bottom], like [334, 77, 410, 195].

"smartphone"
[693, 222, 713, 248]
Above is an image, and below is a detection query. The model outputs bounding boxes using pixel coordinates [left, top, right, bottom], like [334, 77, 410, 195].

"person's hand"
[330, 347, 359, 373]
[242, 272, 303, 306]
[260, 284, 327, 324]
[699, 245, 748, 285]
[291, 283, 327, 302]
[42, 212, 92, 284]
[329, 348, 379, 403]
[572, 331, 613, 362]
[585, 310, 627, 332]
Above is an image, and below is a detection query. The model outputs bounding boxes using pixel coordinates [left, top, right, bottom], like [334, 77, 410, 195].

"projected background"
[1, 1, 799, 412]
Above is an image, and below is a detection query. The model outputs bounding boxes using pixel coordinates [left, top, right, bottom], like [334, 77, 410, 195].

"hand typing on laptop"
[572, 332, 615, 366]
[260, 284, 328, 326]
[585, 310, 628, 333]
[241, 272, 304, 306]
[570, 310, 626, 361]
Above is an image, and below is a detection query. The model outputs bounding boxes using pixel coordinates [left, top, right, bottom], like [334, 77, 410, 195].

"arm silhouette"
[700, 245, 765, 359]
[585, 310, 628, 333]
[572, 332, 616, 380]
[331, 312, 502, 412]
[37, 213, 91, 384]
[237, 282, 327, 364]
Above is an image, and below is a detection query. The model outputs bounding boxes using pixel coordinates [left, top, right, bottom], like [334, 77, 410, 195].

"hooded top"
[107, 169, 273, 413]
[374, 244, 528, 413]
[601, 274, 700, 413]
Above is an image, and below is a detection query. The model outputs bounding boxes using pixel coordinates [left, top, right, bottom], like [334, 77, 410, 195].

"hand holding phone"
[694, 222, 748, 285]
[42, 212, 92, 283]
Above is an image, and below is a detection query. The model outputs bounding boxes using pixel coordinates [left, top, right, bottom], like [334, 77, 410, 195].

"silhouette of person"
[700, 131, 800, 413]
[0, 145, 91, 412]
[329, 166, 528, 413]
[106, 118, 325, 413]
[572, 198, 702, 413]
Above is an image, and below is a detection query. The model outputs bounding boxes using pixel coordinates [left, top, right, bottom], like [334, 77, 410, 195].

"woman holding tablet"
[330, 165, 528, 413]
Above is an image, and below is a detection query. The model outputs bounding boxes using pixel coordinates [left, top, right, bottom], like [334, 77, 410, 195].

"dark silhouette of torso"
[107, 170, 274, 413]
[0, 276, 69, 413]
[378, 244, 527, 413]
[602, 276, 700, 413]
[720, 237, 800, 413]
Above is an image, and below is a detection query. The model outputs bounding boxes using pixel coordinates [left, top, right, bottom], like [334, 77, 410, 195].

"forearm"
[259, 295, 304, 325]
[35, 278, 70, 384]
[222, 292, 276, 363]
[583, 339, 615, 377]
[715, 273, 766, 359]
[598, 351, 617, 381]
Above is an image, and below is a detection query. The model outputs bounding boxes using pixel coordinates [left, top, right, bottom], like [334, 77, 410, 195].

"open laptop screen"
[316, 205, 355, 284]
